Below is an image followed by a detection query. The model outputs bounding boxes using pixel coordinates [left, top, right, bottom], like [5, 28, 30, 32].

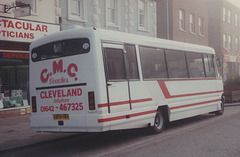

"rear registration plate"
[53, 114, 69, 120]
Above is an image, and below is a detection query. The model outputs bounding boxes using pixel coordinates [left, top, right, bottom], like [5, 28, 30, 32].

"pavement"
[0, 114, 78, 155]
[0, 102, 239, 155]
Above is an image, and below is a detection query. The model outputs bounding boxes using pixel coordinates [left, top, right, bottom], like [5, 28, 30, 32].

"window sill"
[138, 27, 150, 33]
[190, 31, 196, 35]
[68, 16, 88, 23]
[179, 28, 186, 32]
[106, 23, 120, 30]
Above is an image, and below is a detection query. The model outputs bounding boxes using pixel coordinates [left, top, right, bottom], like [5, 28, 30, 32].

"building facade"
[59, 0, 157, 37]
[0, 0, 60, 114]
[208, 0, 240, 81]
[0, 0, 157, 115]
[157, 0, 209, 46]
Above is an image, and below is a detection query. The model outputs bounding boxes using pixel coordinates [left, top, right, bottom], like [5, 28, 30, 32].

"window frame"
[223, 34, 227, 48]
[179, 9, 186, 31]
[31, 38, 90, 62]
[186, 52, 205, 78]
[228, 10, 231, 24]
[165, 49, 189, 79]
[30, 0, 37, 14]
[223, 7, 226, 22]
[198, 17, 204, 36]
[105, 0, 120, 28]
[228, 35, 232, 50]
[236, 37, 239, 51]
[125, 44, 140, 80]
[203, 54, 216, 78]
[139, 46, 168, 80]
[138, 0, 148, 31]
[190, 13, 196, 34]
[104, 48, 127, 81]
[235, 13, 238, 26]
[68, 0, 87, 22]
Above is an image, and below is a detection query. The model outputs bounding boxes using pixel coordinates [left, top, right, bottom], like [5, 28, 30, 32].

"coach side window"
[105, 48, 127, 80]
[186, 53, 205, 78]
[166, 50, 188, 78]
[125, 45, 140, 80]
[203, 54, 216, 77]
[139, 47, 168, 79]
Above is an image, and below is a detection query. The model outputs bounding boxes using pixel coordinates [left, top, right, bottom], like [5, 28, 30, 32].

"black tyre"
[151, 110, 166, 134]
[215, 97, 224, 115]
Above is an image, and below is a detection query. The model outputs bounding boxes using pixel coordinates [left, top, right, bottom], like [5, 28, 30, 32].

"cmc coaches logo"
[40, 59, 78, 84]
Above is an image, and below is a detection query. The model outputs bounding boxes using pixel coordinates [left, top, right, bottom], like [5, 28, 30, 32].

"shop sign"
[0, 17, 60, 42]
[224, 55, 237, 62]
[0, 52, 29, 60]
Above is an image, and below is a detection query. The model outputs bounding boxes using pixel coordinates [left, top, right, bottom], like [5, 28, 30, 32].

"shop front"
[223, 54, 240, 81]
[0, 16, 60, 117]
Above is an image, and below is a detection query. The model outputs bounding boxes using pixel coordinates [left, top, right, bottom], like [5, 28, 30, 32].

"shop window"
[0, 65, 29, 109]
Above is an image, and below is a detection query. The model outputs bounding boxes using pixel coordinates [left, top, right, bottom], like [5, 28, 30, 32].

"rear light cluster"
[32, 96, 37, 112]
[88, 91, 95, 110]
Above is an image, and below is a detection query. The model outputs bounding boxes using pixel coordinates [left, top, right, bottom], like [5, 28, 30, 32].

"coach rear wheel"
[151, 110, 166, 134]
[215, 99, 224, 115]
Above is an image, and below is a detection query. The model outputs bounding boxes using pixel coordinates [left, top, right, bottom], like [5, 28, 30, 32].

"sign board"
[0, 17, 60, 42]
[224, 55, 238, 62]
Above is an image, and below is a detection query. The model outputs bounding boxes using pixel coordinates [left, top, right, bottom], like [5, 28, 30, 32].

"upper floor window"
[228, 35, 232, 49]
[236, 37, 239, 51]
[223, 7, 226, 22]
[223, 34, 227, 48]
[68, 0, 87, 22]
[228, 10, 231, 24]
[179, 9, 185, 31]
[235, 14, 238, 26]
[199, 17, 204, 36]
[30, 0, 37, 14]
[106, 0, 118, 26]
[138, 0, 148, 30]
[190, 13, 195, 33]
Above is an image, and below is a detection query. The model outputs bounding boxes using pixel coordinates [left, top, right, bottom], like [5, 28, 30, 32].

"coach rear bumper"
[30, 114, 110, 133]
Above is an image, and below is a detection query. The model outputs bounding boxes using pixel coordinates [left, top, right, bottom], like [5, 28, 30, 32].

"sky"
[228, 0, 240, 8]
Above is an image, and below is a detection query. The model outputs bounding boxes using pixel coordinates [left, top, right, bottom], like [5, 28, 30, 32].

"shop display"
[0, 90, 26, 108]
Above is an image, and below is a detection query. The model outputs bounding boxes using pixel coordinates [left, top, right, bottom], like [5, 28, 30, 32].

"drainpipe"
[167, 0, 170, 39]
